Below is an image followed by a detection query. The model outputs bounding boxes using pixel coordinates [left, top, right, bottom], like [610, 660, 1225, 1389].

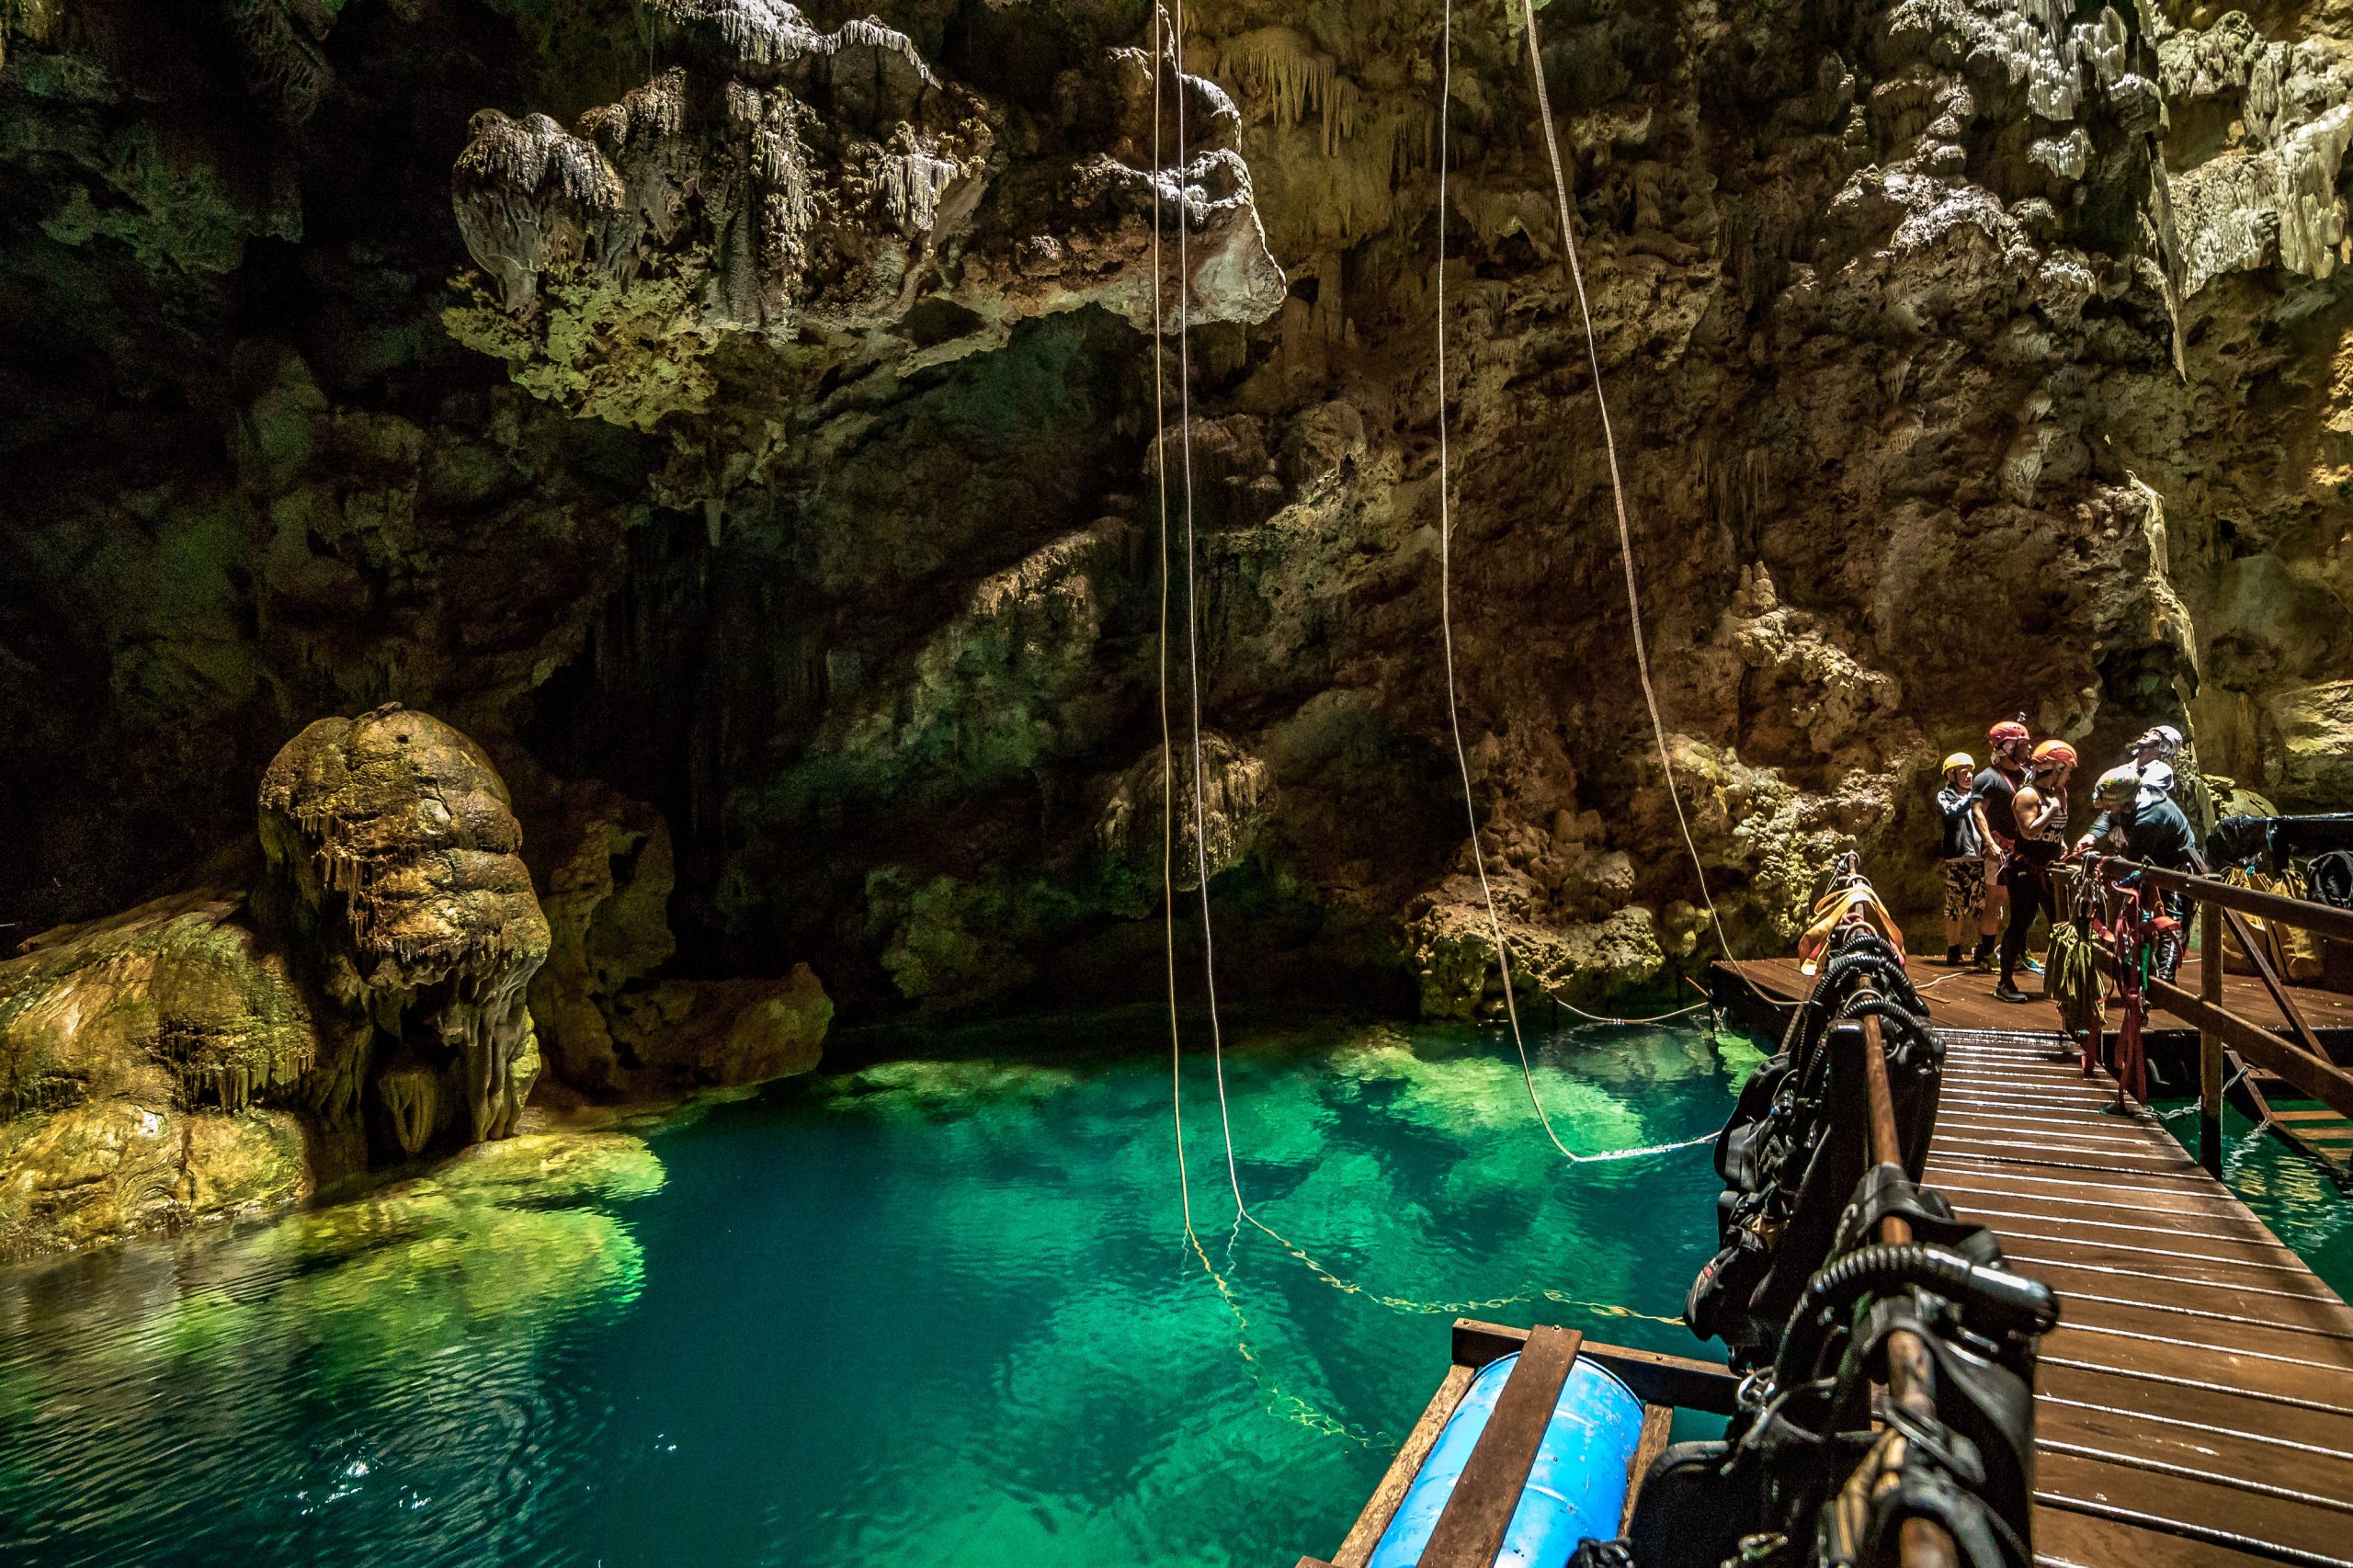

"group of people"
[1935, 718, 2200, 1001]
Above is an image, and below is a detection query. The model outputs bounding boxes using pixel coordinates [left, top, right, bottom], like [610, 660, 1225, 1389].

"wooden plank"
[1946, 1209, 2307, 1262]
[1420, 1325, 1583, 1568]
[2038, 1324, 2353, 1411]
[1617, 1403, 1675, 1537]
[2034, 1503, 2282, 1568]
[2144, 972, 2353, 1121]
[1449, 1323, 1740, 1415]
[1332, 1363, 1474, 1568]
[1927, 1151, 2217, 1187]
[1932, 1181, 2294, 1243]
[2035, 1392, 2353, 1498]
[2007, 1267, 2353, 1337]
[1923, 1163, 2238, 1211]
[1932, 1135, 2202, 1173]
[2049, 1283, 2353, 1351]
[1937, 1111, 2168, 1142]
[2038, 1347, 2353, 1421]
[1996, 1238, 2353, 1298]
[2213, 903, 2336, 1068]
[2038, 1363, 2353, 1459]
[2036, 1449, 2353, 1567]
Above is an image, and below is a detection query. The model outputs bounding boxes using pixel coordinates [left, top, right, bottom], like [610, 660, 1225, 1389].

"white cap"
[2135, 724, 2184, 756]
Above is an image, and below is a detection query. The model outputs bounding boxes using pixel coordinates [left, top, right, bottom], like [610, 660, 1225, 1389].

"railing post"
[2200, 898, 2223, 1177]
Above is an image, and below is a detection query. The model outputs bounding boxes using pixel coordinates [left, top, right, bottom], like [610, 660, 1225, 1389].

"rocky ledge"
[0, 708, 826, 1260]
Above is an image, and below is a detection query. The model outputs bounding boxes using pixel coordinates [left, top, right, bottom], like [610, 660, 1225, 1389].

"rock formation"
[0, 892, 313, 1258]
[0, 706, 828, 1258]
[8, 0, 2353, 1037]
[257, 705, 551, 1156]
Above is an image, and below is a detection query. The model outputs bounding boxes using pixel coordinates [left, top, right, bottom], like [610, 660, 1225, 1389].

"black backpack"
[2309, 849, 2353, 911]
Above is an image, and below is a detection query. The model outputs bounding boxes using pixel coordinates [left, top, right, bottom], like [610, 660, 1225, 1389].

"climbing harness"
[2043, 875, 2107, 1055]
[2082, 863, 2154, 1107]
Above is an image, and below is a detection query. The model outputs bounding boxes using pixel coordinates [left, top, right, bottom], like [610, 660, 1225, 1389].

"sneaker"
[2023, 957, 2044, 976]
[1994, 982, 2031, 1004]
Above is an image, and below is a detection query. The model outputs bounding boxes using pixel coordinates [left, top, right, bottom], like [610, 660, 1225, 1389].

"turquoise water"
[0, 1017, 1756, 1568]
[2154, 1099, 2353, 1299]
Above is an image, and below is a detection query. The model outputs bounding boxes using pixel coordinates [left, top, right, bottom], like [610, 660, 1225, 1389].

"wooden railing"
[2084, 858, 2353, 1174]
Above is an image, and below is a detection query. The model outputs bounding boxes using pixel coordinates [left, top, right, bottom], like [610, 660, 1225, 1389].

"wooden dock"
[1307, 942, 2353, 1568]
[1927, 1033, 2353, 1568]
[1710, 956, 2353, 1065]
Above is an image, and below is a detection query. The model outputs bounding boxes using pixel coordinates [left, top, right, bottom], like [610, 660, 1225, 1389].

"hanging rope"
[1145, 6, 1711, 1358]
[1167, 0, 1252, 1226]
[1431, 0, 1722, 1164]
[1513, 0, 1732, 965]
[1150, 3, 1197, 1248]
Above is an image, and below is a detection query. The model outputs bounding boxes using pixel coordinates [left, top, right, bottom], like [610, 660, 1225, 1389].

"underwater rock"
[257, 705, 551, 1157]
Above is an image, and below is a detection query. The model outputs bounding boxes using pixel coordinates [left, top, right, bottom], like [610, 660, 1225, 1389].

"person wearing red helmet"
[1969, 719, 2033, 971]
[1995, 738, 2077, 1002]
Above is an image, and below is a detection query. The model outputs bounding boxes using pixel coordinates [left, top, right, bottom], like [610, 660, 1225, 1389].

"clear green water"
[2154, 1098, 2353, 1300]
[0, 1018, 1756, 1568]
[7, 1022, 2347, 1568]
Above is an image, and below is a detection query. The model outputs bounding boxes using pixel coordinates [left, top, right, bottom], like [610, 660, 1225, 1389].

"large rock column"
[257, 704, 551, 1162]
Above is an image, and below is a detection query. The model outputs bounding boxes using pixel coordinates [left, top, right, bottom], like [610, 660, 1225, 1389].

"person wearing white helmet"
[2131, 724, 2184, 771]
[2073, 763, 2200, 980]
[1934, 752, 1987, 966]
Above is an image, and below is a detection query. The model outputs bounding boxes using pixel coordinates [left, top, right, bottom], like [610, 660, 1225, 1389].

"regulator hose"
[1772, 1244, 2057, 1390]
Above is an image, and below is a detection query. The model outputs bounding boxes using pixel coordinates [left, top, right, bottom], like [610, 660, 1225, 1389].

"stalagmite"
[259, 705, 551, 1161]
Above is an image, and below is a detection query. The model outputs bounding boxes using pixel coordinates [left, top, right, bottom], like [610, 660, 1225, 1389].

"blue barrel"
[1367, 1353, 1644, 1568]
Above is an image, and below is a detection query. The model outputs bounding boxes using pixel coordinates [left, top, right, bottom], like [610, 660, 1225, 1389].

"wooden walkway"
[1711, 956, 2353, 1047]
[1927, 1034, 2353, 1568]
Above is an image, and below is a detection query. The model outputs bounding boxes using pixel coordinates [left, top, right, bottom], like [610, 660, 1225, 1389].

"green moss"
[443, 262, 720, 432]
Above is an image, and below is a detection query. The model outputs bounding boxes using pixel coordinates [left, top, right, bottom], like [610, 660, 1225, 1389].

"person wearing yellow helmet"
[1995, 739, 2077, 1002]
[1934, 752, 1987, 965]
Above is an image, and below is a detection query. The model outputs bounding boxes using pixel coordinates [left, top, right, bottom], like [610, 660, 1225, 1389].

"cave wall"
[7, 0, 2353, 1025]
